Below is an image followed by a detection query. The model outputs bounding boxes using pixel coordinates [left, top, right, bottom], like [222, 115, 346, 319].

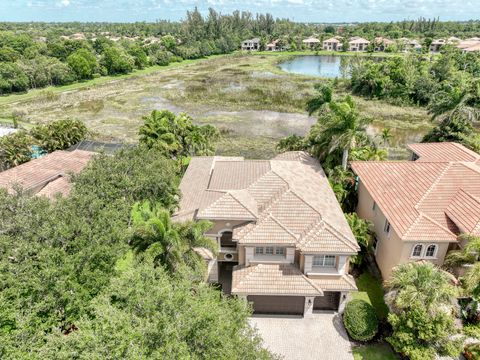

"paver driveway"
[249, 313, 354, 360]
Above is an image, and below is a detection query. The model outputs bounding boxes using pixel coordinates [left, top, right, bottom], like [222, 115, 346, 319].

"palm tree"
[428, 81, 480, 124]
[385, 262, 456, 311]
[350, 146, 388, 161]
[308, 96, 371, 169]
[380, 128, 392, 147]
[130, 200, 217, 275]
[345, 213, 372, 266]
[306, 83, 333, 116]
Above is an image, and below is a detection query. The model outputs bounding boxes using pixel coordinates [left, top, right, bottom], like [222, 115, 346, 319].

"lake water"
[278, 55, 351, 78]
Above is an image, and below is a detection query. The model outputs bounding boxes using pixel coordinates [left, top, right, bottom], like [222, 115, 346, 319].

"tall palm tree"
[308, 96, 371, 169]
[345, 213, 372, 266]
[130, 200, 217, 275]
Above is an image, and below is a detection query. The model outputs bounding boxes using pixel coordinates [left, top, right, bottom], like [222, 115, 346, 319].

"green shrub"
[464, 324, 480, 339]
[343, 299, 378, 341]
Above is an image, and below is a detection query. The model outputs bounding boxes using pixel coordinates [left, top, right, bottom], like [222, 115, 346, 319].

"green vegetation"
[139, 109, 220, 158]
[343, 299, 379, 341]
[385, 262, 462, 360]
[352, 343, 398, 360]
[0, 118, 88, 170]
[345, 213, 373, 267]
[352, 271, 389, 321]
[0, 144, 273, 359]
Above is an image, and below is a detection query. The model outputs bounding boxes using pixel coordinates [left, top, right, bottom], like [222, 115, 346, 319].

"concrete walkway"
[249, 312, 354, 360]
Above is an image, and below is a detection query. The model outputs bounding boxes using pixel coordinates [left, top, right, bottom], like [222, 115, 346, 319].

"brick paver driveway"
[249, 313, 354, 360]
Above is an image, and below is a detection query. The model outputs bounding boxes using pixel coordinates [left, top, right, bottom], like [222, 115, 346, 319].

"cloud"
[57, 0, 71, 7]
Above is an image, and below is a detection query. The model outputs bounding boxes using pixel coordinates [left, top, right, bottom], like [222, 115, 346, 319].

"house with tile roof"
[373, 37, 395, 51]
[322, 37, 342, 51]
[0, 150, 94, 199]
[241, 38, 260, 51]
[303, 37, 321, 49]
[174, 151, 360, 316]
[348, 37, 370, 52]
[351, 142, 480, 279]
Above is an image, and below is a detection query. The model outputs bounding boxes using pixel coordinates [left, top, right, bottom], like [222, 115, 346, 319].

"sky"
[0, 0, 479, 23]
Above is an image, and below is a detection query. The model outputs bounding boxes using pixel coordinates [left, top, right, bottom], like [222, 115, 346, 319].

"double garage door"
[248, 292, 340, 315]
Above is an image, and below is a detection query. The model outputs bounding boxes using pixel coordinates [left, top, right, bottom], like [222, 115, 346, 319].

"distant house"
[457, 39, 480, 53]
[303, 37, 321, 49]
[351, 142, 480, 279]
[322, 37, 342, 51]
[266, 40, 283, 52]
[241, 38, 260, 51]
[373, 37, 394, 51]
[402, 38, 422, 52]
[348, 37, 370, 51]
[0, 150, 94, 199]
[430, 38, 446, 52]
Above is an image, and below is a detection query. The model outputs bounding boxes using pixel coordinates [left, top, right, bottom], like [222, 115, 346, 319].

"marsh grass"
[0, 53, 432, 157]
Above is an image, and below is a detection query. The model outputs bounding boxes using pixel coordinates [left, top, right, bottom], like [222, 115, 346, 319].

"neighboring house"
[241, 38, 260, 51]
[430, 38, 447, 52]
[402, 38, 422, 52]
[351, 142, 480, 279]
[303, 37, 321, 49]
[174, 152, 360, 316]
[0, 150, 94, 199]
[348, 37, 370, 51]
[373, 37, 394, 51]
[266, 40, 283, 52]
[457, 39, 480, 53]
[322, 37, 342, 51]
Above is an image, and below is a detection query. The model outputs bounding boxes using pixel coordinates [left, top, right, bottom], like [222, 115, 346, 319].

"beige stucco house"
[373, 37, 394, 51]
[351, 142, 480, 279]
[303, 37, 321, 49]
[348, 37, 370, 51]
[174, 152, 359, 316]
[322, 37, 342, 51]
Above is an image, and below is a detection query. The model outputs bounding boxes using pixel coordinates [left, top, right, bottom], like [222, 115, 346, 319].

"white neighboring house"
[241, 38, 260, 51]
[348, 37, 370, 51]
[0, 127, 19, 138]
[322, 37, 342, 51]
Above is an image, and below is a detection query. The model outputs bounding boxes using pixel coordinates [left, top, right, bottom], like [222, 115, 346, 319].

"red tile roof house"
[348, 37, 370, 52]
[351, 142, 480, 279]
[173, 152, 360, 316]
[0, 150, 94, 199]
[322, 37, 343, 51]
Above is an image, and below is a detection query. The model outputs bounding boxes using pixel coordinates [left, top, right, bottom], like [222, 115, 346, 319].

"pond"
[278, 55, 352, 78]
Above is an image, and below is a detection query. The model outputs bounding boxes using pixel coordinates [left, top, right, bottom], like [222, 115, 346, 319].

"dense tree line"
[349, 47, 480, 150]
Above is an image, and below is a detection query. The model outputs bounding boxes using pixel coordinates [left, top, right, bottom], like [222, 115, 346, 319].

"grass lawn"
[351, 270, 389, 320]
[352, 343, 398, 360]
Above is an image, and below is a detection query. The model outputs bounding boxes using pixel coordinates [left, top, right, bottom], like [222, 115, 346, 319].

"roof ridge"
[414, 162, 452, 213]
[452, 142, 480, 160]
[288, 189, 321, 216]
[225, 191, 258, 219]
[302, 274, 324, 295]
[323, 220, 360, 251]
[342, 274, 357, 289]
[269, 214, 300, 240]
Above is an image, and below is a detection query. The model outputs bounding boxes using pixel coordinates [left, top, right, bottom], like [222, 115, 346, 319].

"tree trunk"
[342, 149, 349, 170]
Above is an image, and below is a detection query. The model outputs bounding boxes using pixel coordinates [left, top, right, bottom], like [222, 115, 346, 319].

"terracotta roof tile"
[446, 190, 480, 235]
[231, 264, 323, 296]
[309, 275, 358, 291]
[238, 215, 298, 245]
[197, 190, 257, 220]
[351, 142, 480, 242]
[0, 150, 94, 197]
[208, 160, 270, 190]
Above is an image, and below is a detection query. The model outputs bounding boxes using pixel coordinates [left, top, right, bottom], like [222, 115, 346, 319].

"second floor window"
[255, 247, 264, 255]
[312, 255, 336, 267]
[254, 246, 286, 256]
[265, 246, 274, 255]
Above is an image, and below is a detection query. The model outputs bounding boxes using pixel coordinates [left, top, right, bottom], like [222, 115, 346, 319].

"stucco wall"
[356, 180, 453, 279]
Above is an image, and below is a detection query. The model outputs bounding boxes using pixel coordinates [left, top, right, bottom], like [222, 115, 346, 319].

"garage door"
[247, 295, 305, 315]
[313, 292, 340, 311]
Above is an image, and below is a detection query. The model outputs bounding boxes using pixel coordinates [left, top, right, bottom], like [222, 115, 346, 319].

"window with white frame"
[425, 244, 437, 258]
[254, 246, 286, 257]
[411, 244, 423, 258]
[312, 255, 336, 267]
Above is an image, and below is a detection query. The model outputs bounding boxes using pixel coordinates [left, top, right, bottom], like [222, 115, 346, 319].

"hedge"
[343, 299, 378, 341]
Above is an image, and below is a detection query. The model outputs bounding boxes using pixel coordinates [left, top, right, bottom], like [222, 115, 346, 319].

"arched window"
[411, 244, 423, 258]
[425, 244, 437, 258]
